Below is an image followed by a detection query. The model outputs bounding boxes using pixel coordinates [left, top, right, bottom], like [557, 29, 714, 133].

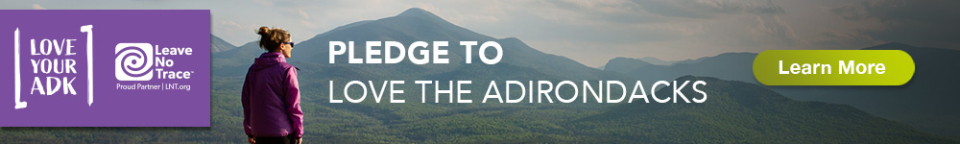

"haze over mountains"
[602, 42, 960, 139]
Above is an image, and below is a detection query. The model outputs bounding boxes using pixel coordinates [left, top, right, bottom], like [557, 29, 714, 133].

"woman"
[242, 26, 303, 144]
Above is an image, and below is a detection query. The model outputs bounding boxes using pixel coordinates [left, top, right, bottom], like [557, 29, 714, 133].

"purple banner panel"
[0, 10, 211, 127]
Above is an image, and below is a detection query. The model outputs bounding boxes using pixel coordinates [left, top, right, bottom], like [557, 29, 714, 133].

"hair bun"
[255, 26, 290, 51]
[257, 26, 270, 35]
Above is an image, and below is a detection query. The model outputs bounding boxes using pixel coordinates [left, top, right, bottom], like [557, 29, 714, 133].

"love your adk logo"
[1, 10, 211, 127]
[12, 25, 94, 110]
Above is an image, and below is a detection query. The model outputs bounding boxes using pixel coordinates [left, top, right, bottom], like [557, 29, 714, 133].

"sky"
[3, 0, 958, 67]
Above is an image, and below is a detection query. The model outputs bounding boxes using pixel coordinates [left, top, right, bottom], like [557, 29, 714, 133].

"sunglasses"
[284, 42, 295, 48]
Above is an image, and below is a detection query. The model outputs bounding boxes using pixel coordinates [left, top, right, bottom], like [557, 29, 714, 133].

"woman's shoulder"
[277, 62, 297, 72]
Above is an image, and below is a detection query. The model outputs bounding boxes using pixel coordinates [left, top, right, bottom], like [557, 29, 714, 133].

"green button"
[753, 50, 915, 86]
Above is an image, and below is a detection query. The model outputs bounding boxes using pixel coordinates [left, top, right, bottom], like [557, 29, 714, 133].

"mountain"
[602, 42, 960, 139]
[602, 57, 653, 74]
[601, 56, 682, 72]
[637, 57, 679, 65]
[604, 52, 758, 84]
[773, 42, 960, 139]
[210, 34, 236, 53]
[575, 76, 957, 143]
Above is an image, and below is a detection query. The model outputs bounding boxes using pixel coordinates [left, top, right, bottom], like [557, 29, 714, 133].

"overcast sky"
[3, 0, 958, 67]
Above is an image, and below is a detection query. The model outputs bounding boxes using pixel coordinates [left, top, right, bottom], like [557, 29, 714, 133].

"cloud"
[813, 31, 879, 47]
[296, 8, 318, 28]
[220, 20, 244, 29]
[631, 0, 785, 18]
[252, 0, 273, 7]
[297, 8, 309, 19]
[31, 4, 46, 10]
[832, 0, 960, 48]
[299, 19, 316, 28]
[749, 15, 800, 46]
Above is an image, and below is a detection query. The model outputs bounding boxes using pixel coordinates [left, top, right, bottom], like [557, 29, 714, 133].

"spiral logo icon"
[115, 43, 154, 81]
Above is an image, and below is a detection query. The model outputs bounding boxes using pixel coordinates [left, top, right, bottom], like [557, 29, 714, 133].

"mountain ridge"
[601, 42, 960, 139]
[575, 76, 957, 143]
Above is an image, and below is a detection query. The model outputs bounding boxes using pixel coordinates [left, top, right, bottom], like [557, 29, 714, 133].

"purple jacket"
[242, 52, 303, 138]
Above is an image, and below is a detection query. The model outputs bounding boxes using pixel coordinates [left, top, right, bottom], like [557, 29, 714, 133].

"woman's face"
[281, 39, 293, 58]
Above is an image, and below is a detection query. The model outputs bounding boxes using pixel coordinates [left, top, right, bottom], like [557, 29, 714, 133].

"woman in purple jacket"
[242, 26, 303, 144]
